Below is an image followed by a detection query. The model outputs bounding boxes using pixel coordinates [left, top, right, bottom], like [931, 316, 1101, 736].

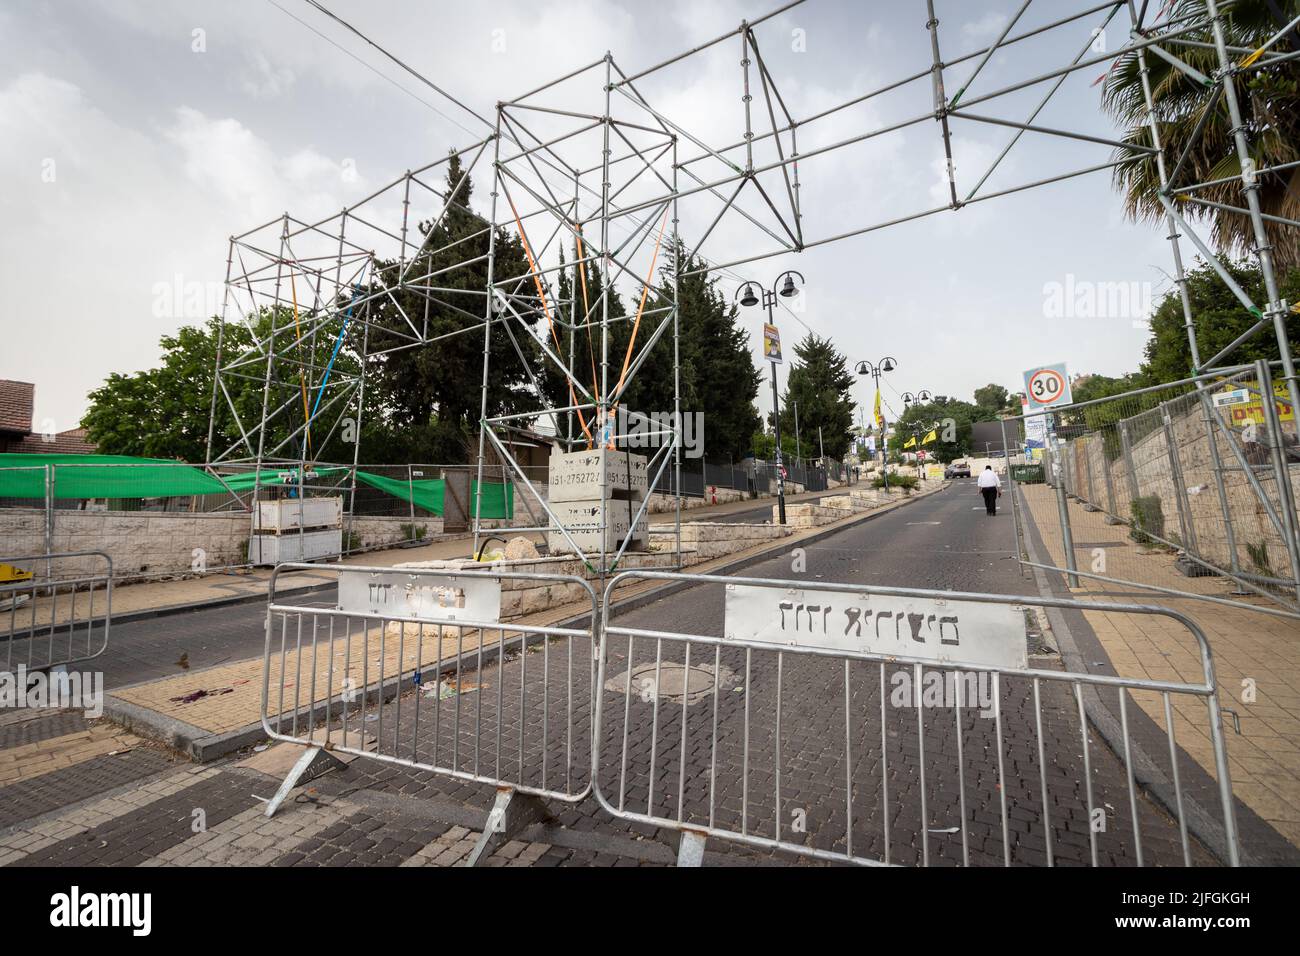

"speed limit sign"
[1023, 362, 1073, 410]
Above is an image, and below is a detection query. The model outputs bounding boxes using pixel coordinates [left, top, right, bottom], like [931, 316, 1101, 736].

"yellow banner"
[923, 429, 938, 444]
[1221, 378, 1295, 426]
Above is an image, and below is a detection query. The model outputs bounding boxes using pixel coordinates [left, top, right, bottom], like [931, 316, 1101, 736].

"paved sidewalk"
[1018, 483, 1300, 849]
[0, 692, 795, 869]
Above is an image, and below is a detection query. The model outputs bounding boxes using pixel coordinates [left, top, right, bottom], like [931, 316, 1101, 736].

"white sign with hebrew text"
[724, 585, 1027, 670]
[338, 570, 501, 624]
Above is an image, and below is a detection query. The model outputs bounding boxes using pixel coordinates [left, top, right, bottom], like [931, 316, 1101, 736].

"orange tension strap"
[505, 190, 593, 444]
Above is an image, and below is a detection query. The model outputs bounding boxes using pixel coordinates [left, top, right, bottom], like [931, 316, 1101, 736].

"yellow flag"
[873, 389, 884, 430]
[904, 436, 917, 449]
[923, 429, 938, 445]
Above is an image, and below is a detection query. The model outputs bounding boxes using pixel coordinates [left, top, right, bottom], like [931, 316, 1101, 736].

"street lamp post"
[737, 271, 804, 525]
[855, 357, 898, 488]
[900, 390, 934, 479]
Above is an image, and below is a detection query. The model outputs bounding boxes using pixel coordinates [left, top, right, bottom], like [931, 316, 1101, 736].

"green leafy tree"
[82, 313, 365, 462]
[1138, 260, 1300, 384]
[1104, 0, 1300, 272]
[778, 332, 856, 459]
[973, 383, 1013, 416]
[545, 241, 761, 462]
[750, 427, 799, 462]
[889, 396, 981, 463]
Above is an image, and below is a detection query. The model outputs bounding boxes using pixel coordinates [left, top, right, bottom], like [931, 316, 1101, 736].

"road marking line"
[907, 521, 942, 525]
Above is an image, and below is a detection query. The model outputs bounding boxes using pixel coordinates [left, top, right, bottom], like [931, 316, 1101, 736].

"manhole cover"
[604, 661, 732, 705]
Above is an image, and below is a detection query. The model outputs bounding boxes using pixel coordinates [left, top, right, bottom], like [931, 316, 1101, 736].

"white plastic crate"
[255, 496, 342, 532]
[249, 529, 343, 565]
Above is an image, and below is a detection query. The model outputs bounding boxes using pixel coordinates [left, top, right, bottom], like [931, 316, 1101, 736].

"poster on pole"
[1023, 362, 1073, 410]
[1022, 396, 1049, 450]
[762, 324, 782, 364]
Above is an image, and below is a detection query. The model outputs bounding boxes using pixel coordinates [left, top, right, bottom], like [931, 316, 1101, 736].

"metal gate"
[1, 550, 112, 675]
[260, 562, 598, 863]
[593, 571, 1240, 867]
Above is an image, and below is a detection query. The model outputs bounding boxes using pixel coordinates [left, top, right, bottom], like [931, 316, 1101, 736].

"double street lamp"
[737, 271, 804, 525]
[855, 357, 897, 487]
[900, 390, 934, 477]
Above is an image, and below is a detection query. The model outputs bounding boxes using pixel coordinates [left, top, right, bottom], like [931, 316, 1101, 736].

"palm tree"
[1103, 0, 1300, 273]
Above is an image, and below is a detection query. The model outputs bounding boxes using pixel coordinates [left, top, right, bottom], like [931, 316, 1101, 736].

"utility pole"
[793, 399, 801, 468]
[737, 271, 804, 525]
[769, 359, 785, 524]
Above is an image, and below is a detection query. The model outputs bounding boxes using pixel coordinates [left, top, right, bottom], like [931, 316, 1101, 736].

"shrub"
[400, 522, 427, 542]
[873, 473, 919, 492]
[1246, 540, 1275, 577]
[1129, 495, 1164, 545]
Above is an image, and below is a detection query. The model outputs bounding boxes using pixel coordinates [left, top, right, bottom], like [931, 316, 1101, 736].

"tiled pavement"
[0, 701, 753, 868]
[1018, 484, 1300, 850]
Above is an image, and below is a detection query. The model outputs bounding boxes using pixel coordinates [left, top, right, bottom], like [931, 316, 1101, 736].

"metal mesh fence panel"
[1007, 365, 1300, 617]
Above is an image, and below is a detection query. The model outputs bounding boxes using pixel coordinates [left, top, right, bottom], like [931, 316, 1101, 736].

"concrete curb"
[103, 484, 945, 765]
[105, 577, 338, 628]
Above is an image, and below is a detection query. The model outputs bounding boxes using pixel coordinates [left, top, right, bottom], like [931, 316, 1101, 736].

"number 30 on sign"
[1023, 362, 1072, 410]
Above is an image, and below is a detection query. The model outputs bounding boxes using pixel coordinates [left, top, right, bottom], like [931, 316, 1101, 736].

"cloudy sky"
[1, 0, 1186, 437]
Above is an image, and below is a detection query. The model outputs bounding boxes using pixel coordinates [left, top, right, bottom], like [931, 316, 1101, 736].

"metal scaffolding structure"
[206, 0, 1300, 579]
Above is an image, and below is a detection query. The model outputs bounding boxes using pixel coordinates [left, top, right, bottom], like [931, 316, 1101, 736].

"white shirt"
[977, 469, 1001, 489]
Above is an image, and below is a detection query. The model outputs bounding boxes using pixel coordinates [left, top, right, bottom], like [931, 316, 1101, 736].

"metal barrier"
[594, 571, 1240, 867]
[1, 551, 112, 675]
[260, 562, 599, 864]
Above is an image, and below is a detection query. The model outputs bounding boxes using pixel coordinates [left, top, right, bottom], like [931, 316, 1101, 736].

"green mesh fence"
[0, 454, 514, 519]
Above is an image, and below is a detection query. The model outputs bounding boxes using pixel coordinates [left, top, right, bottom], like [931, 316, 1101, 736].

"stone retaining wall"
[0, 510, 452, 579]
[347, 515, 445, 552]
[0, 508, 248, 578]
[649, 521, 791, 561]
[1060, 407, 1300, 578]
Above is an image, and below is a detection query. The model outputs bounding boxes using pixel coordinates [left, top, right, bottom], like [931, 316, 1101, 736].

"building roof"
[0, 380, 34, 433]
[5, 428, 97, 455]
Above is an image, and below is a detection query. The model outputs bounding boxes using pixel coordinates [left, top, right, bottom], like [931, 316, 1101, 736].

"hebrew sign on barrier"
[724, 584, 1027, 670]
[338, 569, 502, 624]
